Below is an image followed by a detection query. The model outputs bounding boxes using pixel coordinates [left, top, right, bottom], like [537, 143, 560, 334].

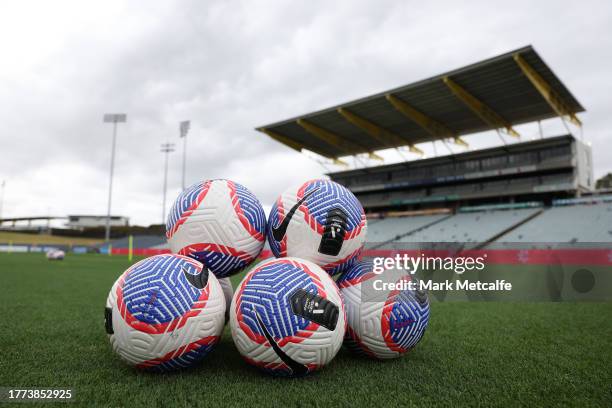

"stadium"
[259, 46, 607, 246]
[1, 6, 611, 408]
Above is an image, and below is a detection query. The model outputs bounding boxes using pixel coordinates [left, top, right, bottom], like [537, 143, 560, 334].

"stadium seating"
[396, 208, 540, 243]
[366, 214, 447, 243]
[93, 203, 612, 251]
[496, 203, 612, 243]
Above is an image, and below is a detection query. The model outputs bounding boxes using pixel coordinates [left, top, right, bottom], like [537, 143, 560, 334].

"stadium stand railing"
[458, 202, 543, 213]
[552, 194, 612, 206]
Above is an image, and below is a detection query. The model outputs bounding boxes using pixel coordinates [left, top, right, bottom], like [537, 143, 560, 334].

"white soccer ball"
[105, 254, 226, 371]
[230, 257, 345, 376]
[46, 249, 65, 260]
[267, 179, 367, 275]
[166, 179, 266, 278]
[337, 260, 430, 359]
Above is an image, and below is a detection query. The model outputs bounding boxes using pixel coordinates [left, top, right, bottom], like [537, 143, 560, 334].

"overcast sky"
[1, 0, 611, 227]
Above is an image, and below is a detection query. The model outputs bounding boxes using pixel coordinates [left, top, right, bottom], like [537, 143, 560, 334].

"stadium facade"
[65, 215, 130, 229]
[328, 134, 593, 212]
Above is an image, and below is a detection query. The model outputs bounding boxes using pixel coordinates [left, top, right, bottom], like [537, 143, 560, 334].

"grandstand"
[257, 45, 612, 245]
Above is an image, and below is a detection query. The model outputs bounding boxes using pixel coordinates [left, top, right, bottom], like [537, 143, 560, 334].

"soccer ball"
[105, 254, 226, 371]
[267, 179, 367, 275]
[166, 179, 266, 278]
[46, 248, 65, 260]
[230, 257, 345, 377]
[217, 277, 234, 323]
[337, 260, 430, 359]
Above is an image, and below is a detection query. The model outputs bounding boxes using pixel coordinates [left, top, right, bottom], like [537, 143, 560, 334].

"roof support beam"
[368, 152, 384, 161]
[407, 145, 425, 155]
[257, 128, 304, 152]
[386, 93, 469, 149]
[453, 136, 469, 148]
[336, 107, 423, 155]
[443, 76, 520, 137]
[296, 119, 369, 157]
[385, 94, 454, 137]
[397, 145, 425, 155]
[258, 127, 348, 166]
[513, 53, 581, 126]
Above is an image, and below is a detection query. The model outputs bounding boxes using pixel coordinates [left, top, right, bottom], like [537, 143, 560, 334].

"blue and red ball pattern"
[120, 255, 204, 326]
[166, 181, 209, 236]
[112, 254, 221, 371]
[297, 179, 364, 232]
[235, 259, 325, 343]
[166, 179, 266, 278]
[337, 260, 430, 357]
[267, 179, 366, 275]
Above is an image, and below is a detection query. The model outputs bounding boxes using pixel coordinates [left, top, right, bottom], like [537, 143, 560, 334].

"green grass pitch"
[0, 253, 610, 407]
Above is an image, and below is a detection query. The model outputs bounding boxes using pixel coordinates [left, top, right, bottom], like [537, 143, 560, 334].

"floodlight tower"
[102, 113, 127, 242]
[160, 142, 176, 225]
[179, 120, 191, 190]
[0, 180, 5, 221]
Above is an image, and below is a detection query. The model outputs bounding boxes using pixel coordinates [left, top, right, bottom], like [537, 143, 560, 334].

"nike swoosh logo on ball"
[271, 187, 319, 241]
[182, 265, 209, 290]
[254, 309, 308, 376]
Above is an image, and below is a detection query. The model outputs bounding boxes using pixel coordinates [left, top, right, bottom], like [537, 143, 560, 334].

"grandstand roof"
[257, 45, 584, 159]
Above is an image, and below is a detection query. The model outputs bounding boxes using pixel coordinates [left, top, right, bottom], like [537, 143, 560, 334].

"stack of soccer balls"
[104, 179, 430, 375]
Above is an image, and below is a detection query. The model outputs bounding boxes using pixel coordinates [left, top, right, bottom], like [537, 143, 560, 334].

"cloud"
[1, 0, 611, 226]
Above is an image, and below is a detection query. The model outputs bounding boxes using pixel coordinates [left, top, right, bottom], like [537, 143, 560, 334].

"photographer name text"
[373, 279, 512, 292]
